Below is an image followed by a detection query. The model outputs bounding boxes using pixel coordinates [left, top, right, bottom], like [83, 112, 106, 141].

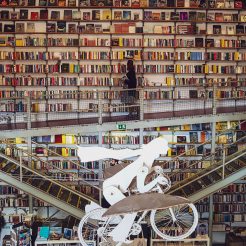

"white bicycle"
[78, 168, 198, 246]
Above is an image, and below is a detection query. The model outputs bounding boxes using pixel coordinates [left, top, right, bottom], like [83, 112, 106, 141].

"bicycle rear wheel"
[150, 203, 198, 241]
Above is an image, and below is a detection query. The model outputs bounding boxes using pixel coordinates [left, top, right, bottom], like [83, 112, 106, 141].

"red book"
[31, 12, 39, 20]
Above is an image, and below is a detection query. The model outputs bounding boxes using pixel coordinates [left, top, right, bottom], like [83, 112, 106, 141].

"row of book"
[214, 194, 246, 202]
[1, 36, 246, 48]
[32, 102, 73, 112]
[0, 88, 245, 101]
[77, 135, 99, 144]
[0, 197, 46, 207]
[214, 204, 246, 214]
[1, 51, 246, 61]
[2, 22, 246, 35]
[1, 0, 245, 9]
[0, 101, 27, 112]
[1, 76, 245, 88]
[2, 9, 245, 23]
[219, 183, 246, 192]
[159, 160, 210, 169]
[102, 135, 140, 144]
[214, 214, 246, 222]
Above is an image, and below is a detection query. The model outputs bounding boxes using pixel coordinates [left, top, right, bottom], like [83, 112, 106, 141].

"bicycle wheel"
[150, 203, 198, 241]
[78, 208, 122, 246]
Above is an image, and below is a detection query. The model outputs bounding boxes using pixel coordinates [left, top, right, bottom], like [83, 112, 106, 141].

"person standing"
[124, 60, 137, 117]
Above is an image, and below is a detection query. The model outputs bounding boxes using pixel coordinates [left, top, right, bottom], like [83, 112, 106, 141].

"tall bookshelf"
[0, 0, 245, 124]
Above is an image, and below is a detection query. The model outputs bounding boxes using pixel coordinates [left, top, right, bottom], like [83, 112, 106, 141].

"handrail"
[165, 120, 246, 178]
[0, 152, 99, 203]
[168, 145, 246, 195]
[0, 141, 101, 192]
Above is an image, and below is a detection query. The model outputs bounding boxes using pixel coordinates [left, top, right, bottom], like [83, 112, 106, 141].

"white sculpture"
[77, 136, 198, 246]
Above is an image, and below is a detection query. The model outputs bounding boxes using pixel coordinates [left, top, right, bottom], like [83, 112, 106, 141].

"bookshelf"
[0, 0, 245, 122]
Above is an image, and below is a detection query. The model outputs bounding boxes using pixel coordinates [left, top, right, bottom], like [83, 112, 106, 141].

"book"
[58, 0, 66, 5]
[15, 23, 25, 32]
[48, 0, 57, 5]
[9, 0, 18, 4]
[213, 25, 221, 34]
[176, 0, 184, 7]
[20, 9, 28, 19]
[83, 12, 90, 20]
[64, 228, 72, 240]
[72, 11, 81, 20]
[68, 0, 76, 5]
[39, 0, 47, 5]
[226, 26, 235, 34]
[46, 22, 56, 32]
[189, 132, 198, 143]
[27, 0, 35, 5]
[26, 22, 35, 32]
[1, 10, 10, 19]
[196, 12, 206, 21]
[122, 11, 131, 20]
[57, 21, 66, 32]
[195, 38, 204, 47]
[189, 0, 199, 7]
[10, 11, 19, 19]
[215, 12, 223, 22]
[30, 11, 39, 20]
[79, 0, 89, 5]
[4, 24, 15, 32]
[152, 12, 160, 20]
[177, 136, 187, 143]
[206, 38, 214, 47]
[131, 0, 139, 7]
[92, 10, 100, 20]
[208, 0, 215, 7]
[68, 24, 76, 33]
[40, 9, 48, 19]
[207, 13, 215, 21]
[223, 14, 232, 21]
[51, 11, 60, 20]
[121, 0, 129, 6]
[189, 90, 198, 98]
[95, 24, 102, 33]
[149, 0, 157, 6]
[77, 24, 85, 33]
[86, 23, 95, 32]
[114, 11, 122, 20]
[19, 0, 28, 5]
[49, 227, 62, 240]
[216, 0, 225, 8]
[61, 63, 69, 72]
[102, 10, 111, 20]
[236, 25, 244, 34]
[64, 10, 72, 20]
[180, 12, 188, 21]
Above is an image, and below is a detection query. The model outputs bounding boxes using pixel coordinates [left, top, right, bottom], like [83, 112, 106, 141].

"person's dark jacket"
[126, 70, 137, 89]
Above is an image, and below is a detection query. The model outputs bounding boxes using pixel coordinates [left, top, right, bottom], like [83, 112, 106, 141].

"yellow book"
[0, 37, 6, 46]
[69, 64, 74, 73]
[183, 124, 191, 130]
[167, 148, 172, 157]
[102, 10, 111, 20]
[16, 39, 24, 46]
[62, 135, 66, 144]
[220, 39, 225, 48]
[204, 64, 209, 73]
[62, 148, 69, 156]
[119, 37, 123, 47]
[15, 138, 24, 144]
[234, 52, 239, 61]
[213, 65, 217, 73]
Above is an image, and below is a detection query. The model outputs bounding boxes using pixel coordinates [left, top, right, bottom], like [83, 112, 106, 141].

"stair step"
[39, 180, 52, 192]
[69, 194, 80, 207]
[1, 162, 15, 173]
[201, 176, 212, 186]
[30, 176, 41, 187]
[181, 184, 197, 197]
[208, 171, 221, 182]
[48, 184, 62, 197]
[192, 181, 203, 191]
[78, 197, 88, 210]
[172, 189, 186, 197]
[58, 189, 70, 202]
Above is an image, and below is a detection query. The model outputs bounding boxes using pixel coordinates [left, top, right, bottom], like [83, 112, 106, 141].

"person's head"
[142, 136, 169, 168]
[127, 59, 134, 71]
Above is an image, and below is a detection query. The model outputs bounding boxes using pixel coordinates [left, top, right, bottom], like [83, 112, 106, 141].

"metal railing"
[0, 85, 245, 130]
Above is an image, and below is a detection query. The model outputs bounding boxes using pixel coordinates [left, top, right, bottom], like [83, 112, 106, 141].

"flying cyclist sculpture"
[77, 136, 198, 246]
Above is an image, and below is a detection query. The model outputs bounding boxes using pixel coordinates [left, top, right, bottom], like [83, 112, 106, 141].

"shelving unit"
[151, 236, 210, 246]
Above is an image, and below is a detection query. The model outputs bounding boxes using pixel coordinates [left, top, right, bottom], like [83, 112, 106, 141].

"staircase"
[167, 142, 246, 202]
[0, 147, 100, 219]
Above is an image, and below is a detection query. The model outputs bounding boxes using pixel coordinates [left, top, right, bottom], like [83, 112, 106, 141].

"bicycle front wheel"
[150, 203, 198, 241]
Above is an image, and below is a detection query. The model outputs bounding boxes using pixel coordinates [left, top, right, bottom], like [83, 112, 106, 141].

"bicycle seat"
[103, 193, 190, 216]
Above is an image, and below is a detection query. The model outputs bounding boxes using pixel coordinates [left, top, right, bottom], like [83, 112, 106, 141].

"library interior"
[0, 0, 245, 245]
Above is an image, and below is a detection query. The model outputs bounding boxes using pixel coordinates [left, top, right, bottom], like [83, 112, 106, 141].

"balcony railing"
[0, 86, 245, 130]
